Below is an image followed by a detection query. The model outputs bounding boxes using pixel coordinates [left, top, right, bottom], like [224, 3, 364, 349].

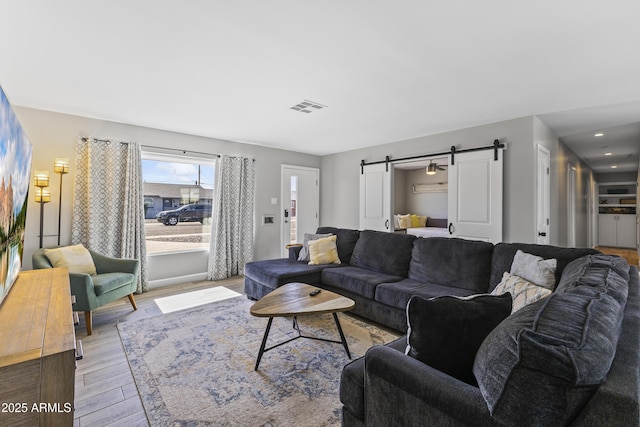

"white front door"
[359, 162, 393, 231]
[282, 165, 319, 256]
[447, 148, 503, 242]
[536, 144, 551, 244]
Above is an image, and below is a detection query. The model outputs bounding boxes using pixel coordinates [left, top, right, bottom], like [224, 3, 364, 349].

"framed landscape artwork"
[0, 85, 32, 306]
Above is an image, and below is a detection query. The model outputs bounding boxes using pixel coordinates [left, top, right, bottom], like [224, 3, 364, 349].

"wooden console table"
[0, 268, 76, 426]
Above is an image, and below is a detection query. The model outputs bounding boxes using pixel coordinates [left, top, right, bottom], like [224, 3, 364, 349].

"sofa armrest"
[69, 273, 100, 312]
[89, 250, 139, 276]
[364, 345, 499, 427]
[287, 245, 303, 261]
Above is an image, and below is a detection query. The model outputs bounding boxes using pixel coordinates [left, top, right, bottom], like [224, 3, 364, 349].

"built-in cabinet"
[597, 181, 637, 248]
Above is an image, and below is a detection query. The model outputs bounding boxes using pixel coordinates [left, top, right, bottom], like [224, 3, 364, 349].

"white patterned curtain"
[208, 155, 255, 280]
[71, 137, 148, 292]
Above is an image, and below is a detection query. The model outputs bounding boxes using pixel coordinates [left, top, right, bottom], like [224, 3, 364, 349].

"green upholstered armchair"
[32, 248, 139, 335]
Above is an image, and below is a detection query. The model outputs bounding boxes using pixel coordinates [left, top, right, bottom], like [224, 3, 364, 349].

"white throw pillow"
[491, 272, 553, 313]
[510, 250, 557, 290]
[44, 244, 97, 275]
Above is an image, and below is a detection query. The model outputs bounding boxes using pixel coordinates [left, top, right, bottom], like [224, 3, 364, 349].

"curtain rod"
[140, 144, 220, 158]
[81, 137, 220, 158]
[360, 139, 504, 173]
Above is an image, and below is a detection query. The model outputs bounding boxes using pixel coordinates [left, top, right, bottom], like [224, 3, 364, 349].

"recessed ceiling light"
[611, 165, 618, 169]
[604, 152, 613, 156]
[594, 133, 604, 137]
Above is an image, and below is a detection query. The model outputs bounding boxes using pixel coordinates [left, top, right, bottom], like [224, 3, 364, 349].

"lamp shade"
[34, 170, 50, 187]
[54, 158, 69, 174]
[35, 187, 51, 203]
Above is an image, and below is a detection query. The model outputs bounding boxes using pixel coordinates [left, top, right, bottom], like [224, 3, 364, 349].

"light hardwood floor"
[73, 276, 245, 427]
[595, 246, 639, 267]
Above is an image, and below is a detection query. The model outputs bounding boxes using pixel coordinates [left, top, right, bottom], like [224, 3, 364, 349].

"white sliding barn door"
[359, 163, 393, 231]
[448, 148, 503, 242]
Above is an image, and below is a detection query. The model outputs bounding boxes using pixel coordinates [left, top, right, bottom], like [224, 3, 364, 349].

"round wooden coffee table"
[250, 282, 355, 370]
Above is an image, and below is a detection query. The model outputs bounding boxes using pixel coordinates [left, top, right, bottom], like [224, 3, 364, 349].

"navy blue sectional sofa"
[244, 227, 640, 426]
[244, 227, 597, 332]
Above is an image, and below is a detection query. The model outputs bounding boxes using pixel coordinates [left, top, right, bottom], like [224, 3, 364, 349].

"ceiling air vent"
[290, 100, 327, 113]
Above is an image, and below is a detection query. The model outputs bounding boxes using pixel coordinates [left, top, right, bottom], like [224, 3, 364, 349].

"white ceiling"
[1, 1, 639, 173]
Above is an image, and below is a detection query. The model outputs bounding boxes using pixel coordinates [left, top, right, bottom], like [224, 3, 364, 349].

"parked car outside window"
[155, 203, 213, 226]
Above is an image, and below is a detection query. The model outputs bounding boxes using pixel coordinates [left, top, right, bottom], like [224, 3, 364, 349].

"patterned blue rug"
[118, 294, 399, 426]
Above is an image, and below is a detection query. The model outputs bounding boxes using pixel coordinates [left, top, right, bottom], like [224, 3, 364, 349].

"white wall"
[14, 106, 321, 282]
[393, 169, 407, 214]
[402, 168, 448, 219]
[321, 117, 536, 243]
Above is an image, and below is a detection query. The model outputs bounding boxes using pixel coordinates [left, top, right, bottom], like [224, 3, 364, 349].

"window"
[142, 152, 216, 254]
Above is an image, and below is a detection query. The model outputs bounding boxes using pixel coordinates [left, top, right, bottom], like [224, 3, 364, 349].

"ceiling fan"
[426, 160, 446, 175]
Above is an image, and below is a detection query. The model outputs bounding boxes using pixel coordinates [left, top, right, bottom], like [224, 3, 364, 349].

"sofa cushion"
[349, 230, 415, 277]
[316, 227, 360, 263]
[321, 266, 403, 299]
[308, 235, 341, 265]
[340, 337, 406, 420]
[473, 254, 630, 426]
[489, 243, 599, 292]
[406, 294, 512, 386]
[408, 237, 494, 292]
[297, 233, 332, 261]
[491, 272, 552, 313]
[244, 259, 339, 289]
[375, 278, 475, 310]
[510, 249, 557, 290]
[92, 272, 135, 296]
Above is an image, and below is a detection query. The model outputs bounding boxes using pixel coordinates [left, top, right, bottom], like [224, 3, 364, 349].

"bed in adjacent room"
[405, 218, 450, 238]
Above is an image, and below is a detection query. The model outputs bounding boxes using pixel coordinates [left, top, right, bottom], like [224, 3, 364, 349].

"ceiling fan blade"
[436, 165, 446, 171]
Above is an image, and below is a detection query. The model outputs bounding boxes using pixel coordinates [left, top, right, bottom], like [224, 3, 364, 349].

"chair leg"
[84, 311, 93, 336]
[128, 293, 138, 310]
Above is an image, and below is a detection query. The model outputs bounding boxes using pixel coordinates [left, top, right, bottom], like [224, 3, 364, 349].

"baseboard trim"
[149, 273, 208, 289]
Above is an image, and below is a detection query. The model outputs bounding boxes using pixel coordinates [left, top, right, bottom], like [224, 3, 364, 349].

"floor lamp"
[34, 171, 50, 249]
[54, 158, 69, 246]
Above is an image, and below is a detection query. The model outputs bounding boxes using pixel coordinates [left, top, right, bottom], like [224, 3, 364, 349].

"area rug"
[118, 295, 400, 426]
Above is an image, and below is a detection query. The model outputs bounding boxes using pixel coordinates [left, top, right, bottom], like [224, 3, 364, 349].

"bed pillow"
[297, 233, 333, 262]
[405, 293, 512, 385]
[308, 235, 341, 265]
[491, 272, 552, 313]
[44, 244, 97, 275]
[398, 214, 412, 229]
[409, 214, 428, 227]
[510, 250, 557, 290]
